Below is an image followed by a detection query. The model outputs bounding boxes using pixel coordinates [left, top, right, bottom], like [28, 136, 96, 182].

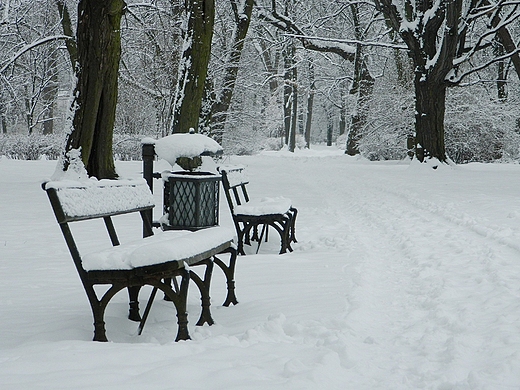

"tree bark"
[64, 0, 125, 179]
[304, 60, 315, 148]
[326, 106, 333, 147]
[289, 52, 297, 152]
[345, 4, 374, 156]
[346, 44, 374, 156]
[283, 42, 293, 145]
[1, 88, 7, 133]
[171, 0, 214, 134]
[414, 77, 447, 162]
[339, 80, 347, 136]
[375, 0, 461, 163]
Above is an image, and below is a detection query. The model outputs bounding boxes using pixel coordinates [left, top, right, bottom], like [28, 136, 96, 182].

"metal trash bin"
[162, 171, 221, 230]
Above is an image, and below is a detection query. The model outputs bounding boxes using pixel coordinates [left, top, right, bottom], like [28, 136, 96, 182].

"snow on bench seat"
[234, 197, 293, 216]
[83, 226, 236, 271]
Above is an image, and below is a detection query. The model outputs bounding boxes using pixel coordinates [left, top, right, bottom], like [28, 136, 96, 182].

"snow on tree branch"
[0, 35, 73, 75]
[257, 5, 356, 62]
[285, 34, 406, 51]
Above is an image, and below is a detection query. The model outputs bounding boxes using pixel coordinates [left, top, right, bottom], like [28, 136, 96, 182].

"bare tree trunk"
[64, 0, 126, 179]
[414, 77, 447, 162]
[289, 48, 297, 152]
[346, 44, 374, 155]
[171, 0, 215, 134]
[345, 4, 375, 156]
[339, 80, 347, 136]
[283, 42, 293, 145]
[326, 107, 333, 147]
[304, 60, 315, 148]
[25, 85, 33, 135]
[0, 89, 7, 133]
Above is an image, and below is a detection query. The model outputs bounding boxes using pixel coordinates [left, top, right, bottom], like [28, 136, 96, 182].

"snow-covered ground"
[2, 148, 520, 389]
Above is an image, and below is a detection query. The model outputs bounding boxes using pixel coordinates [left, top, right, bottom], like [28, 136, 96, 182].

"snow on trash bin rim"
[143, 133, 223, 166]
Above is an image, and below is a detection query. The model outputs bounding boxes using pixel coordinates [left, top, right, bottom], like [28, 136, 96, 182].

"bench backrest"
[218, 166, 250, 214]
[44, 179, 155, 223]
[43, 179, 156, 277]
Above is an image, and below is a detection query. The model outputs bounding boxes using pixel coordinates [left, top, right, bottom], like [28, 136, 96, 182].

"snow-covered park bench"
[42, 179, 237, 342]
[218, 166, 297, 255]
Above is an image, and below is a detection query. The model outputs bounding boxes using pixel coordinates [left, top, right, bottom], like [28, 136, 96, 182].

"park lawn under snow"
[2, 147, 520, 389]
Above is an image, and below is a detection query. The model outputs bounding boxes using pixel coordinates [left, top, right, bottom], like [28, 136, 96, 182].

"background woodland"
[1, 0, 520, 164]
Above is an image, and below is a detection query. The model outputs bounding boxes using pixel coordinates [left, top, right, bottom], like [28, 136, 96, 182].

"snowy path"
[2, 152, 520, 389]
[238, 153, 520, 388]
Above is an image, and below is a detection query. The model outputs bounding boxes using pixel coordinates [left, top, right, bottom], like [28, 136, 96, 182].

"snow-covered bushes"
[356, 80, 520, 163]
[112, 135, 147, 161]
[0, 133, 150, 161]
[357, 84, 414, 161]
[0, 133, 63, 160]
[444, 90, 520, 163]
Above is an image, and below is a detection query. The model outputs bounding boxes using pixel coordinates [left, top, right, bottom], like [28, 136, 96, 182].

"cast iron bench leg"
[128, 286, 142, 321]
[213, 247, 238, 306]
[90, 284, 125, 342]
[159, 269, 191, 341]
[190, 259, 215, 326]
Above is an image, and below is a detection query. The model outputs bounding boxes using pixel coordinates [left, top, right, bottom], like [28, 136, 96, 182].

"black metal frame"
[141, 141, 238, 305]
[43, 182, 237, 342]
[219, 167, 298, 255]
[163, 171, 220, 230]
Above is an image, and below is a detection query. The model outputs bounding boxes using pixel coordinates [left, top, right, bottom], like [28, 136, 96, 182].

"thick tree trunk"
[414, 78, 447, 162]
[171, 0, 214, 134]
[64, 0, 125, 179]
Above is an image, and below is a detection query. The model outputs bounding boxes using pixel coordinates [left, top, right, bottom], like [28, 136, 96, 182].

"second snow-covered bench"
[219, 166, 297, 255]
[43, 179, 237, 342]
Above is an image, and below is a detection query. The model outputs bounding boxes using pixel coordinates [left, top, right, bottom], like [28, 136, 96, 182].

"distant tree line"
[1, 0, 520, 174]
